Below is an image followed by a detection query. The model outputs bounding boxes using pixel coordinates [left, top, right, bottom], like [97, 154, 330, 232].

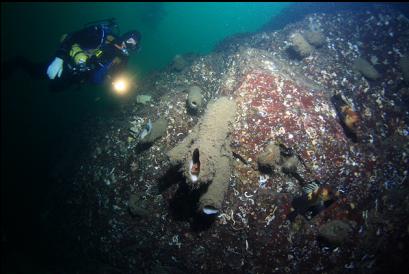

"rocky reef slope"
[47, 6, 408, 274]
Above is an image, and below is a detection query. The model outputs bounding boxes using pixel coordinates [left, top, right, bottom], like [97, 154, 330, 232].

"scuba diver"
[2, 18, 141, 93]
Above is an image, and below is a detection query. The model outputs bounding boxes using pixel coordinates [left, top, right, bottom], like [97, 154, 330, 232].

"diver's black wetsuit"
[2, 24, 128, 92]
[1, 56, 90, 92]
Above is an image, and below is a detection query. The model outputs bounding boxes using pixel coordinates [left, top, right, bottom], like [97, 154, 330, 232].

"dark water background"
[1, 2, 409, 273]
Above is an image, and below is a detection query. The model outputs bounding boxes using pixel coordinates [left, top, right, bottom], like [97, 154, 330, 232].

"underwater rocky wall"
[43, 6, 409, 274]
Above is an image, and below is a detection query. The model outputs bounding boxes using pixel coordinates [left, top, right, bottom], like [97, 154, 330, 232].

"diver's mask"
[120, 36, 138, 55]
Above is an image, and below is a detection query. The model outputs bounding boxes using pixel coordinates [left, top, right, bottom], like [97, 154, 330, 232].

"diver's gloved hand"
[46, 57, 63, 79]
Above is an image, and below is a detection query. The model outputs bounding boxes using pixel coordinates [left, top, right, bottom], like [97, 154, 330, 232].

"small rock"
[136, 94, 152, 105]
[128, 194, 149, 218]
[319, 220, 356, 245]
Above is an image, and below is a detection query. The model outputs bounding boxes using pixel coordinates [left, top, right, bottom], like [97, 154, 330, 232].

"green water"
[136, 2, 291, 74]
[0, 2, 291, 177]
[2, 2, 291, 75]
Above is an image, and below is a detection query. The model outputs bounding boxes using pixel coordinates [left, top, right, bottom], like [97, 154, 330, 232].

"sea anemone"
[189, 148, 200, 182]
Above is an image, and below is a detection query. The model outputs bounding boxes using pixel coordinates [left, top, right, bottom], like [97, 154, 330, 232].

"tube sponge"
[186, 86, 203, 113]
[289, 33, 313, 58]
[353, 57, 380, 80]
[198, 153, 231, 215]
[167, 97, 237, 214]
[140, 118, 168, 144]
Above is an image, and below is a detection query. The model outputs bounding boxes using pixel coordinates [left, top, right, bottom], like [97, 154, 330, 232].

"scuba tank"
[67, 18, 120, 75]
